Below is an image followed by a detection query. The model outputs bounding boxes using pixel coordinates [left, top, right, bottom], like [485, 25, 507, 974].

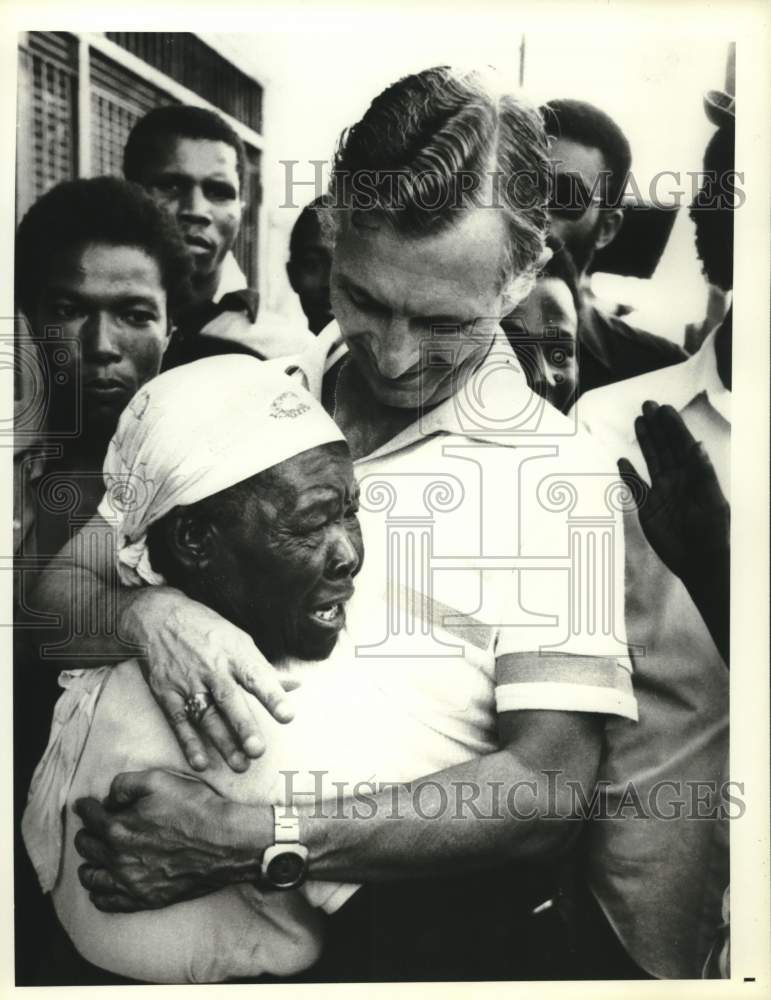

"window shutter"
[16, 33, 76, 219]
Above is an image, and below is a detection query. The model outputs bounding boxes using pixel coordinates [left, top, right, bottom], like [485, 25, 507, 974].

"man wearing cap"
[33, 67, 638, 981]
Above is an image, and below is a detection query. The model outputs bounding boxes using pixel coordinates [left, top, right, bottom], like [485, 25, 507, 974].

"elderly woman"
[23, 356, 364, 982]
[25, 349, 636, 985]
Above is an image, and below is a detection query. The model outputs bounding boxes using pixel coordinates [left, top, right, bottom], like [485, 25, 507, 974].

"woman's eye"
[301, 519, 327, 535]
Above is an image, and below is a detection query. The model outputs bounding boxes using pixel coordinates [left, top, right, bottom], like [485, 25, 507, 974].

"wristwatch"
[260, 804, 309, 890]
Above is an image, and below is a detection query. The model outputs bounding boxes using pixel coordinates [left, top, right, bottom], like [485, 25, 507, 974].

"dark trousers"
[264, 863, 574, 984]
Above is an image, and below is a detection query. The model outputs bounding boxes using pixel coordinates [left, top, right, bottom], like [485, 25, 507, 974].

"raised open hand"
[618, 400, 730, 664]
[617, 401, 730, 584]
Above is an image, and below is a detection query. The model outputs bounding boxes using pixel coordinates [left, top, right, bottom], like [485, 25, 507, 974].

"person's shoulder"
[571, 355, 691, 440]
[248, 310, 315, 357]
[587, 302, 686, 361]
[470, 398, 620, 478]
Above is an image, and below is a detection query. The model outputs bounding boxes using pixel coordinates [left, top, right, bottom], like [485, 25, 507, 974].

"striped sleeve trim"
[495, 653, 637, 720]
[496, 652, 631, 687]
[495, 681, 638, 721]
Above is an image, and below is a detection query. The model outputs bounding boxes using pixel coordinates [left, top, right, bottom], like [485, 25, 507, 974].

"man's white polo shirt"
[286, 321, 639, 728]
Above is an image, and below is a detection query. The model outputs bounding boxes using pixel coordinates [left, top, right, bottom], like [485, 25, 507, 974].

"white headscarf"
[97, 355, 345, 587]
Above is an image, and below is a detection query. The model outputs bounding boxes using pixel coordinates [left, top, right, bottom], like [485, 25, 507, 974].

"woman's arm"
[31, 514, 296, 770]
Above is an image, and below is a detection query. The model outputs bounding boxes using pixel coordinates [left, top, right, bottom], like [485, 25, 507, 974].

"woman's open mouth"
[306, 586, 354, 632]
[307, 602, 345, 629]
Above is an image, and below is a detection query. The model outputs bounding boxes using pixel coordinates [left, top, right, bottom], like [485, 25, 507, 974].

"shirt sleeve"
[492, 432, 637, 722]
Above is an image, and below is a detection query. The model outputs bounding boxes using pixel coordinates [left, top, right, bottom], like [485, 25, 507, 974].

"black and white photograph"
[4, 2, 769, 992]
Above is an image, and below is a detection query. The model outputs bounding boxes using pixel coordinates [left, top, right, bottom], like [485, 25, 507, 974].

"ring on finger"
[184, 691, 214, 726]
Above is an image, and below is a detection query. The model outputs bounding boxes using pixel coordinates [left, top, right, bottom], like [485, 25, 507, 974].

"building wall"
[16, 32, 264, 292]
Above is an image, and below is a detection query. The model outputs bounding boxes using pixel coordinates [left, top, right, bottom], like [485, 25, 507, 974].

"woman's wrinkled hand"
[121, 588, 297, 772]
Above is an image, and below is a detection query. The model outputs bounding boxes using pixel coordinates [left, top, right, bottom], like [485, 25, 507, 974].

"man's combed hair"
[15, 176, 193, 316]
[123, 104, 246, 189]
[540, 98, 632, 206]
[327, 66, 550, 285]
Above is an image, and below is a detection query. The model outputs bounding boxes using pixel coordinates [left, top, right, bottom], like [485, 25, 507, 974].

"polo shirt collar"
[353, 328, 533, 464]
[670, 330, 731, 425]
[289, 322, 536, 461]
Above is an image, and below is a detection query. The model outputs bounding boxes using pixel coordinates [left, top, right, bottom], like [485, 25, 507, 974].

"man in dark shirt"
[540, 99, 686, 393]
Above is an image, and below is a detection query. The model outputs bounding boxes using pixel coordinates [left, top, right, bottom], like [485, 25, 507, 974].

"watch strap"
[274, 805, 301, 843]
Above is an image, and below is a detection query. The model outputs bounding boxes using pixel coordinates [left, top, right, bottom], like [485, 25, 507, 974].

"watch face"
[266, 851, 305, 888]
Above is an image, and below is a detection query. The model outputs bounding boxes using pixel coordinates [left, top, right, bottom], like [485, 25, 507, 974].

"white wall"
[205, 17, 731, 339]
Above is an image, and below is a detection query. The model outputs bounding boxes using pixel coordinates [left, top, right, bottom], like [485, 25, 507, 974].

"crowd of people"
[12, 62, 734, 984]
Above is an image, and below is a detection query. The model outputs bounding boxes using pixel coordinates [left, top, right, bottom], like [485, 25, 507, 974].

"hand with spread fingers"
[74, 769, 265, 912]
[618, 400, 730, 664]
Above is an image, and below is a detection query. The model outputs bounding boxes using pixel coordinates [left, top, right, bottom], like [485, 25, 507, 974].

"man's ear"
[499, 269, 536, 317]
[166, 511, 217, 572]
[286, 260, 299, 293]
[161, 319, 174, 355]
[594, 208, 625, 252]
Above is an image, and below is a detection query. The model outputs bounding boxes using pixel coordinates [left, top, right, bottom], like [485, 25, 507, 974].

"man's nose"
[370, 316, 419, 379]
[178, 184, 212, 223]
[81, 312, 122, 362]
[327, 525, 361, 579]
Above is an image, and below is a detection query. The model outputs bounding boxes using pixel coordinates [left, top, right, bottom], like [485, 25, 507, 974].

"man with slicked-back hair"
[37, 67, 637, 982]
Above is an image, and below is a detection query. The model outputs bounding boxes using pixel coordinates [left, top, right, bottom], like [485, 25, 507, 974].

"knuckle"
[232, 714, 255, 739]
[105, 819, 123, 844]
[211, 648, 236, 677]
[180, 736, 203, 758]
[210, 682, 235, 706]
